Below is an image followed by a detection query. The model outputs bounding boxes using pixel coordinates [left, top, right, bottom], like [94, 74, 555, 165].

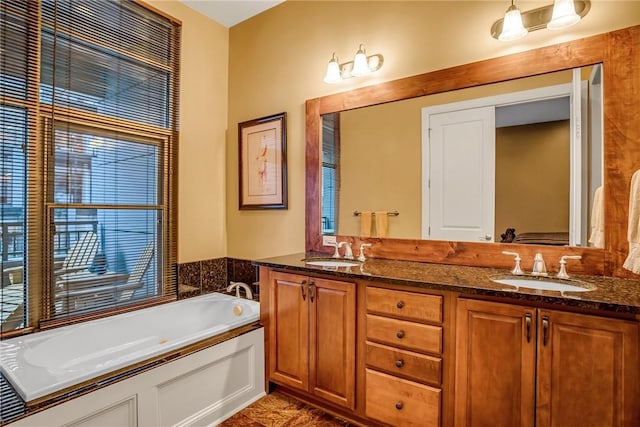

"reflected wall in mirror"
[321, 66, 604, 248]
[307, 25, 640, 276]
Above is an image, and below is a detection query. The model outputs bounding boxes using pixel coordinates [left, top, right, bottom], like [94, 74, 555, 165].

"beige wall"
[148, 1, 229, 263]
[495, 121, 570, 238]
[339, 103, 422, 239]
[225, 1, 640, 260]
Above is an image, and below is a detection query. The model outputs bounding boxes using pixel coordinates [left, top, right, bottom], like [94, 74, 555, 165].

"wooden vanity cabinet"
[365, 286, 445, 427]
[455, 299, 639, 427]
[266, 270, 356, 410]
[454, 299, 535, 427]
[535, 308, 639, 427]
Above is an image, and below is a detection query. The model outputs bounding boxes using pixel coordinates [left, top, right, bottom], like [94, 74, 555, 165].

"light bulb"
[351, 44, 369, 76]
[498, 3, 528, 42]
[547, 0, 580, 30]
[323, 53, 342, 84]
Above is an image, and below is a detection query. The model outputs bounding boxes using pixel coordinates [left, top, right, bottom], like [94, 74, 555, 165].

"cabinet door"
[536, 310, 639, 427]
[309, 277, 356, 409]
[455, 299, 535, 427]
[268, 271, 309, 391]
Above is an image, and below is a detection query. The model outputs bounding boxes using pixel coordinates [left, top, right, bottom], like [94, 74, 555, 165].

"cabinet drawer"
[366, 369, 441, 427]
[367, 314, 442, 354]
[366, 341, 441, 386]
[367, 287, 442, 323]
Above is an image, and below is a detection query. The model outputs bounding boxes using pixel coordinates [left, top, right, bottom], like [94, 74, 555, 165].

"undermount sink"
[490, 275, 596, 293]
[303, 258, 361, 268]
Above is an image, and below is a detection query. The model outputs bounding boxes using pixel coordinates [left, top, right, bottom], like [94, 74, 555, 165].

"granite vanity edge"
[253, 254, 640, 315]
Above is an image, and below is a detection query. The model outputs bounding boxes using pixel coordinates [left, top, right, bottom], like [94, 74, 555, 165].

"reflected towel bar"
[353, 211, 399, 216]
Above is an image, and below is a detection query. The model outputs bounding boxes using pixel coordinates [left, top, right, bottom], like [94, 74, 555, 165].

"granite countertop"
[254, 253, 640, 314]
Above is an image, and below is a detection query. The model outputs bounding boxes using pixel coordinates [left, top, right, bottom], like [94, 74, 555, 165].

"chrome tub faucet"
[227, 281, 253, 299]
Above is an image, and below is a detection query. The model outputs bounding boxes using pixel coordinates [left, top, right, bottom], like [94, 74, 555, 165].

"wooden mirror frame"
[306, 25, 640, 277]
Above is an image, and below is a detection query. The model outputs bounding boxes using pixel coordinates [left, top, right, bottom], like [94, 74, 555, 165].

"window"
[322, 113, 340, 234]
[0, 0, 180, 332]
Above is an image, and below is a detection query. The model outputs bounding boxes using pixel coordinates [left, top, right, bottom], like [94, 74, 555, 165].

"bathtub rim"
[1, 293, 260, 407]
[26, 321, 262, 409]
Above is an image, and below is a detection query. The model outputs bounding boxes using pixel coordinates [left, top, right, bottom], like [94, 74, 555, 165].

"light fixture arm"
[491, 0, 590, 40]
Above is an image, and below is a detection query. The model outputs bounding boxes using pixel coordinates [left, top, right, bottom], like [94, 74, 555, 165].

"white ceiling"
[180, 0, 284, 28]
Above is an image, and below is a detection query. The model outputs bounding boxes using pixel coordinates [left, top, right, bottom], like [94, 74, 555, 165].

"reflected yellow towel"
[375, 211, 388, 238]
[588, 185, 604, 248]
[624, 170, 640, 274]
[360, 211, 372, 237]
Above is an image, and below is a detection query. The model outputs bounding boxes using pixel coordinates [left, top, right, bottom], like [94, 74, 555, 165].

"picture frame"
[238, 112, 287, 210]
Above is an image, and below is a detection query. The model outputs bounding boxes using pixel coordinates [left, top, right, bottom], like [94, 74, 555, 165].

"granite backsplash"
[177, 257, 259, 300]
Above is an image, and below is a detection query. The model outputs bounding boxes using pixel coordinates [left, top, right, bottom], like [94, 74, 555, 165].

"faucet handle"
[556, 255, 582, 279]
[502, 251, 524, 275]
[358, 243, 372, 262]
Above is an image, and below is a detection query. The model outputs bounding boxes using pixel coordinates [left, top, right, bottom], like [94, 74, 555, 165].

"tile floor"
[218, 391, 353, 426]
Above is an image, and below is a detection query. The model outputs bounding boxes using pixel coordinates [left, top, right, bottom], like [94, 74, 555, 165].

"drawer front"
[366, 369, 441, 427]
[367, 314, 442, 354]
[366, 287, 442, 323]
[366, 341, 442, 386]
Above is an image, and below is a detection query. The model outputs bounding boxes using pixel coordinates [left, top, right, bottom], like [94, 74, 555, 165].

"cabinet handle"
[395, 401, 404, 410]
[309, 281, 315, 303]
[395, 359, 404, 368]
[396, 330, 405, 339]
[542, 315, 549, 346]
[301, 280, 306, 301]
[525, 313, 532, 343]
[396, 301, 405, 309]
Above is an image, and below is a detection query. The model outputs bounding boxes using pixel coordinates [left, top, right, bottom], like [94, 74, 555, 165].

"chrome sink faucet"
[504, 252, 581, 278]
[338, 241, 354, 259]
[531, 253, 547, 276]
[227, 281, 253, 300]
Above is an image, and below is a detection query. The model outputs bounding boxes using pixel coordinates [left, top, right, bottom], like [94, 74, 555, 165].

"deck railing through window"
[1, 219, 98, 261]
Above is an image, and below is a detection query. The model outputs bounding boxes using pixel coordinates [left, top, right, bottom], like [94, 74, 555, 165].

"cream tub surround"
[9, 328, 264, 427]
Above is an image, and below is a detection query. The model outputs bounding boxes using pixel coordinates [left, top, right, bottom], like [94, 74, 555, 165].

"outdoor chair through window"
[55, 241, 155, 313]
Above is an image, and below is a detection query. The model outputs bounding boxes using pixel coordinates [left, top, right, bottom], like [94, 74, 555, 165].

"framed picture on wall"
[238, 112, 287, 210]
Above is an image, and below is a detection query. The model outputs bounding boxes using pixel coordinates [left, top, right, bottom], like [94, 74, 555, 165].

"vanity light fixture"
[491, 0, 590, 41]
[323, 44, 384, 84]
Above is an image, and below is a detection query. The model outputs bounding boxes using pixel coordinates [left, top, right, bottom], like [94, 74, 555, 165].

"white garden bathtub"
[0, 292, 260, 403]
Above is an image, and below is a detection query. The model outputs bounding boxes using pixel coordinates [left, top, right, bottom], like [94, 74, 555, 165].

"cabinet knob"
[396, 301, 404, 309]
[396, 330, 405, 339]
[395, 359, 404, 368]
[395, 401, 404, 410]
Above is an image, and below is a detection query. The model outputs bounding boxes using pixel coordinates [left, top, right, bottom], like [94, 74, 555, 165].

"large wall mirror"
[321, 66, 603, 248]
[306, 25, 640, 277]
